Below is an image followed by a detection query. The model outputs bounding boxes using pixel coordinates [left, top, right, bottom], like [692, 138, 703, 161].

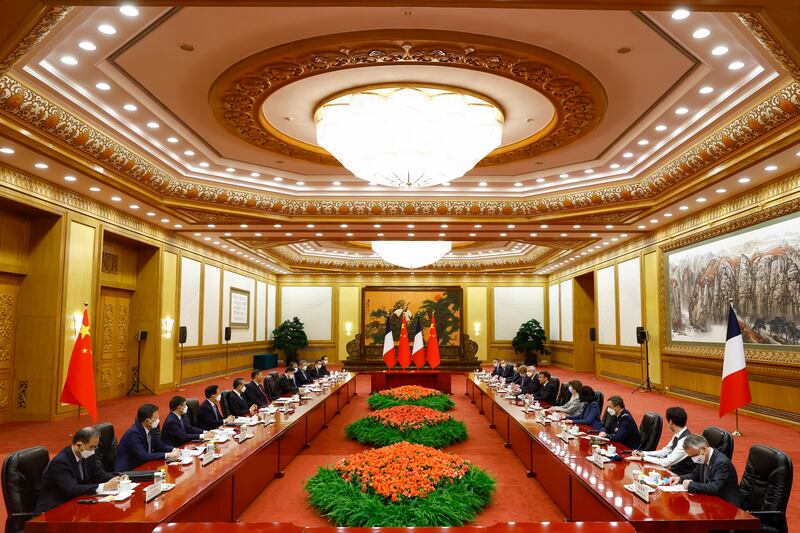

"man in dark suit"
[36, 427, 121, 512]
[115, 404, 180, 472]
[228, 377, 257, 417]
[506, 363, 524, 385]
[161, 396, 206, 448]
[318, 356, 331, 376]
[196, 385, 235, 430]
[295, 361, 312, 386]
[502, 361, 516, 380]
[532, 371, 557, 403]
[245, 369, 269, 408]
[277, 367, 299, 396]
[599, 396, 640, 450]
[490, 359, 502, 376]
[669, 434, 741, 507]
[308, 360, 322, 379]
[512, 366, 537, 395]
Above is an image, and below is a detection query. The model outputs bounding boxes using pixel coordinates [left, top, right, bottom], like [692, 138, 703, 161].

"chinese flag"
[60, 308, 98, 422]
[427, 314, 441, 369]
[397, 315, 411, 369]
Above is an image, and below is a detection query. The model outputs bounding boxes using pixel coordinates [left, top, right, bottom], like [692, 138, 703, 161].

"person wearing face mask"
[36, 427, 122, 512]
[533, 371, 558, 404]
[245, 369, 269, 408]
[295, 361, 312, 386]
[550, 380, 585, 417]
[318, 356, 331, 376]
[505, 362, 523, 385]
[627, 406, 694, 475]
[564, 386, 603, 431]
[278, 367, 300, 395]
[228, 377, 258, 416]
[115, 404, 180, 472]
[196, 385, 236, 430]
[161, 396, 206, 448]
[599, 396, 640, 450]
[668, 434, 740, 507]
[491, 359, 504, 377]
[502, 361, 517, 380]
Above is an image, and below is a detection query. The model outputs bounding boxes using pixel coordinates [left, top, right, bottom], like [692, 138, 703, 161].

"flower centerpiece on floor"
[367, 385, 455, 411]
[306, 441, 495, 527]
[345, 405, 467, 448]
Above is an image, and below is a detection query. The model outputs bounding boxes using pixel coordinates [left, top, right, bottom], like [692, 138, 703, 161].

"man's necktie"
[703, 462, 709, 483]
[212, 403, 219, 420]
[178, 415, 184, 430]
[670, 434, 679, 449]
[78, 460, 84, 480]
[146, 431, 152, 453]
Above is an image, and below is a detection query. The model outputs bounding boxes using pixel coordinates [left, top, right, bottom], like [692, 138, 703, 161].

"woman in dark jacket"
[565, 386, 603, 431]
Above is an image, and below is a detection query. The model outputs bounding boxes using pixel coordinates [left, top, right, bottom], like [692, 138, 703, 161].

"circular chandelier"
[315, 85, 504, 189]
[371, 241, 452, 269]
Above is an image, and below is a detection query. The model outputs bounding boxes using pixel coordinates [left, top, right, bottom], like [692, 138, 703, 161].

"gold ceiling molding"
[209, 29, 606, 167]
[173, 207, 269, 224]
[736, 13, 800, 81]
[0, 6, 72, 77]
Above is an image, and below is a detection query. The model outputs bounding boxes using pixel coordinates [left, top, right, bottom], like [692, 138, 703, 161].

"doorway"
[572, 272, 596, 373]
[97, 288, 132, 400]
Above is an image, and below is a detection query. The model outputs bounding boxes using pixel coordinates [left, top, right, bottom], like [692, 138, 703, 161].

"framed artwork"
[666, 212, 800, 346]
[361, 286, 463, 348]
[229, 288, 251, 329]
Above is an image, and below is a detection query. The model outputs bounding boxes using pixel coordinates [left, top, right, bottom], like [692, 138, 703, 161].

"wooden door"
[0, 276, 20, 413]
[97, 288, 132, 400]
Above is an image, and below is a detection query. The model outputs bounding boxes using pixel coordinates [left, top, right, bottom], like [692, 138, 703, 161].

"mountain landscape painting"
[668, 215, 800, 345]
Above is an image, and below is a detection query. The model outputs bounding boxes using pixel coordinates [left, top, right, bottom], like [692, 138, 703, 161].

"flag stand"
[732, 409, 743, 436]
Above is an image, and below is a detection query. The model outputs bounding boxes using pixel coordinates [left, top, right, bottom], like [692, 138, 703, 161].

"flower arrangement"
[306, 442, 495, 527]
[367, 385, 455, 411]
[345, 405, 467, 448]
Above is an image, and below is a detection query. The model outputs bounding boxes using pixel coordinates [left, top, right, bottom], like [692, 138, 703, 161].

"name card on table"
[589, 448, 606, 469]
[201, 449, 215, 466]
[633, 477, 654, 503]
[144, 478, 162, 503]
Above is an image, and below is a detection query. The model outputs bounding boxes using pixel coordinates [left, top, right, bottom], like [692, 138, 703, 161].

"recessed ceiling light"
[696, 197, 707, 203]
[655, 124, 667, 131]
[529, 233, 537, 237]
[407, 224, 415, 229]
[198, 162, 209, 167]
[474, 224, 482, 229]
[296, 181, 305, 186]
[97, 24, 117, 35]
[507, 224, 515, 229]
[711, 45, 728, 56]
[273, 177, 283, 182]
[315, 232, 323, 237]
[679, 205, 689, 211]
[285, 233, 293, 237]
[715, 188, 727, 193]
[664, 213, 673, 217]
[78, 41, 96, 51]
[377, 233, 384, 237]
[207, 224, 215, 228]
[589, 232, 598, 237]
[559, 173, 569, 178]
[671, 8, 690, 20]
[167, 137, 178, 143]
[407, 233, 415, 237]
[119, 5, 139, 16]
[34, 162, 48, 169]
[340, 224, 348, 228]
[60, 55, 78, 65]
[623, 152, 634, 158]
[605, 225, 614, 229]
[649, 219, 658, 224]
[0, 147, 14, 154]
[240, 224, 248, 228]
[306, 224, 315, 228]
[174, 224, 183, 228]
[573, 224, 581, 229]
[611, 238, 619, 242]
[699, 86, 714, 94]
[146, 211, 155, 216]
[764, 164, 778, 171]
[440, 224, 448, 229]
[478, 181, 488, 187]
[728, 61, 744, 70]
[247, 172, 259, 177]
[63, 175, 77, 182]
[738, 177, 751, 183]
[347, 232, 354, 237]
[560, 233, 568, 237]
[675, 107, 689, 115]
[638, 225, 646, 229]
[610, 163, 620, 169]
[620, 233, 628, 237]
[500, 233, 507, 237]
[89, 186, 101, 192]
[514, 182, 523, 187]
[692, 28, 711, 39]
[332, 181, 341, 186]
[129, 204, 140, 210]
[438, 233, 446, 237]
[123, 103, 137, 111]
[160, 218, 170, 223]
[584, 169, 594, 174]
[225, 167, 235, 173]
[146, 121, 159, 129]
[95, 82, 111, 91]
[469, 233, 476, 237]
[111, 196, 122, 202]
[536, 177, 546, 183]
[540, 224, 548, 229]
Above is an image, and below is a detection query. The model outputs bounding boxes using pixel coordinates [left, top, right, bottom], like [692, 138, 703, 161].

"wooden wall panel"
[0, 275, 20, 414]
[597, 346, 643, 385]
[0, 211, 29, 275]
[99, 240, 137, 290]
[549, 341, 574, 368]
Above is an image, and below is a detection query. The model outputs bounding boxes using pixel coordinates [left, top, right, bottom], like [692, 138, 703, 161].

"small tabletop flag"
[397, 314, 411, 369]
[411, 314, 426, 368]
[427, 313, 441, 369]
[719, 303, 752, 417]
[60, 307, 98, 422]
[382, 315, 396, 368]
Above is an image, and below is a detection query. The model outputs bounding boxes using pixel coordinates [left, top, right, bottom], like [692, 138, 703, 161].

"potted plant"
[511, 319, 550, 366]
[272, 317, 309, 365]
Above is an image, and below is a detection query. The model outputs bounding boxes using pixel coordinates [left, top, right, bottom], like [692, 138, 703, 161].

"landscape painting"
[667, 214, 800, 345]
[362, 286, 462, 347]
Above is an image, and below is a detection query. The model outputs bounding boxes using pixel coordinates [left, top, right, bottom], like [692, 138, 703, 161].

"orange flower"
[369, 405, 450, 430]
[335, 442, 469, 500]
[379, 385, 443, 401]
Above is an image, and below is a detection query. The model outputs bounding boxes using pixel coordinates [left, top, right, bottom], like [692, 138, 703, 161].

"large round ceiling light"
[371, 241, 452, 269]
[315, 85, 503, 189]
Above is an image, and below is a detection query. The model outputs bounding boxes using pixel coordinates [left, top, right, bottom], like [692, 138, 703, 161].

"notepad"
[97, 483, 140, 496]
[658, 485, 688, 492]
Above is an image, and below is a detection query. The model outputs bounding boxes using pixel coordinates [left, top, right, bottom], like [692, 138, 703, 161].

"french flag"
[382, 315, 396, 368]
[411, 315, 426, 368]
[719, 303, 752, 417]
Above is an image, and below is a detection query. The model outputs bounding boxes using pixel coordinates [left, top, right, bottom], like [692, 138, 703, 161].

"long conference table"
[465, 374, 760, 533]
[26, 373, 358, 533]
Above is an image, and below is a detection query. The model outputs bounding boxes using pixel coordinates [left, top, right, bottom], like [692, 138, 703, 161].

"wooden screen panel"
[98, 288, 132, 401]
[0, 276, 19, 413]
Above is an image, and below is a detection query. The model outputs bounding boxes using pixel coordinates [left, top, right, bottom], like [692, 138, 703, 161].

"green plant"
[367, 392, 455, 412]
[345, 407, 467, 448]
[511, 318, 550, 365]
[272, 317, 309, 363]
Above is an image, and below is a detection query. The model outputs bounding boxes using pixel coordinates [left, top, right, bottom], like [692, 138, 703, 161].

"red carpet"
[238, 373, 564, 526]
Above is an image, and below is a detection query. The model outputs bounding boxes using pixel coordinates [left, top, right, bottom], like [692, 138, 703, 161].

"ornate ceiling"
[0, 1, 799, 275]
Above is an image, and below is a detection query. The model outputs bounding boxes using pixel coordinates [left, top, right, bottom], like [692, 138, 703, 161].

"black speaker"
[136, 330, 148, 342]
[224, 326, 232, 342]
[589, 327, 596, 341]
[178, 326, 187, 344]
[636, 327, 648, 344]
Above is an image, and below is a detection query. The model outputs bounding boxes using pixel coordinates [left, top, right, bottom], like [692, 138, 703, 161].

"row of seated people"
[28, 358, 332, 517]
[487, 359, 793, 532]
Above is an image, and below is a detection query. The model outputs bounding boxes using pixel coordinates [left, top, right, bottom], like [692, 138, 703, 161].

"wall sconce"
[72, 312, 83, 337]
[473, 321, 481, 337]
[345, 321, 353, 337]
[161, 317, 174, 339]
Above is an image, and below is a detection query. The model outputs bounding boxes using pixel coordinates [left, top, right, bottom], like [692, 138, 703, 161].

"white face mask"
[181, 405, 188, 415]
[150, 418, 160, 429]
[607, 407, 616, 416]
[80, 448, 95, 459]
[568, 386, 574, 394]
[691, 453, 706, 464]
[526, 372, 533, 377]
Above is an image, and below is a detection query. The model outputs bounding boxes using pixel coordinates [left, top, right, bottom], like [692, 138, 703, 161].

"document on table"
[659, 485, 688, 492]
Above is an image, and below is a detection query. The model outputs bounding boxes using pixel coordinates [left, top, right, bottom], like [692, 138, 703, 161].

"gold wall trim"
[736, 13, 800, 81]
[0, 6, 72, 77]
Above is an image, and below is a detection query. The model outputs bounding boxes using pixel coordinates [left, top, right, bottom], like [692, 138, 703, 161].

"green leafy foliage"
[345, 416, 467, 449]
[511, 318, 550, 362]
[367, 393, 455, 412]
[272, 317, 309, 359]
[306, 465, 495, 527]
